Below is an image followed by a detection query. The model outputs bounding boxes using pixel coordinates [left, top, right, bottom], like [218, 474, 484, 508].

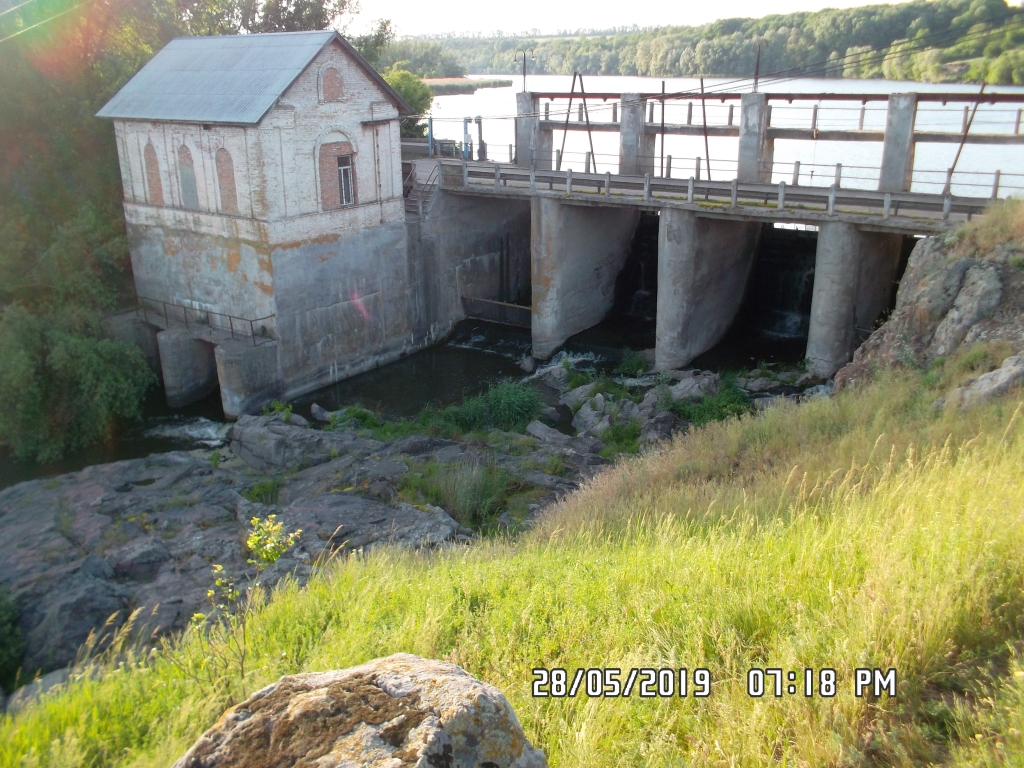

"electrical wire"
[0, 0, 93, 44]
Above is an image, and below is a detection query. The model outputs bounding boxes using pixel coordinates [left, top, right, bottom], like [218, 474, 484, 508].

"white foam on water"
[145, 418, 231, 447]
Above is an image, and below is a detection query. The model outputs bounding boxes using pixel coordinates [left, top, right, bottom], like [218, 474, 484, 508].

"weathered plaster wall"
[655, 210, 762, 370]
[531, 198, 640, 358]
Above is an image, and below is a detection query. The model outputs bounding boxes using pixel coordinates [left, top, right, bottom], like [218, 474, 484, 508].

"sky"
[347, 0, 915, 38]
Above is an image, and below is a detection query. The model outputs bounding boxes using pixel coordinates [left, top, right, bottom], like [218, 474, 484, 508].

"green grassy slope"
[3, 349, 1024, 766]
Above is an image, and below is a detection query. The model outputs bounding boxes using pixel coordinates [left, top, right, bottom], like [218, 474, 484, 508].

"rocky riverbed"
[0, 352, 829, 709]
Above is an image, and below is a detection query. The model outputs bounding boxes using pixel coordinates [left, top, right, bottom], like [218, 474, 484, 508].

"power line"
[0, 0, 93, 44]
[0, 0, 46, 19]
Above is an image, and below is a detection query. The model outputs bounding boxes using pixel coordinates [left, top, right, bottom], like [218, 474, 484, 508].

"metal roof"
[97, 30, 411, 125]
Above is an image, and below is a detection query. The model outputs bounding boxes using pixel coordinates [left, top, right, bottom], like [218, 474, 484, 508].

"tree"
[383, 69, 432, 137]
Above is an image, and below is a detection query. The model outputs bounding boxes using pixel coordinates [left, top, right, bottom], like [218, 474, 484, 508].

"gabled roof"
[97, 30, 412, 125]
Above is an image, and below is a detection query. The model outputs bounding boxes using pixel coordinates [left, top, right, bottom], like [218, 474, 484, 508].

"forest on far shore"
[409, 0, 1024, 85]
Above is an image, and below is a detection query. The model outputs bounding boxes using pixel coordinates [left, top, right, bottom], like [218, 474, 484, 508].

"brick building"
[98, 30, 425, 416]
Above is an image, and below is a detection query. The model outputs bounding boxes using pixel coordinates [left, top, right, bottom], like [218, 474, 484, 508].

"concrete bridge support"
[215, 341, 282, 419]
[878, 94, 918, 192]
[531, 198, 640, 358]
[515, 92, 552, 169]
[738, 94, 774, 183]
[655, 211, 762, 370]
[806, 223, 903, 377]
[157, 328, 218, 407]
[619, 94, 654, 176]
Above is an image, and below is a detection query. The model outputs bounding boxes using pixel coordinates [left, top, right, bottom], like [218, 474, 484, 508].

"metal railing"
[438, 159, 995, 226]
[461, 296, 531, 328]
[137, 295, 276, 346]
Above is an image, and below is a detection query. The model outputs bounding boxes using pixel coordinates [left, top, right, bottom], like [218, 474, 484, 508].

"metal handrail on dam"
[436, 159, 994, 231]
[136, 296, 276, 347]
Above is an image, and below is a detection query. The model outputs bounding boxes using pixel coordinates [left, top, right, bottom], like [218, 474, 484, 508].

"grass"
[241, 478, 283, 506]
[326, 380, 543, 442]
[951, 197, 1024, 257]
[613, 349, 648, 378]
[3, 344, 1024, 766]
[398, 461, 537, 529]
[666, 382, 756, 426]
[598, 418, 642, 458]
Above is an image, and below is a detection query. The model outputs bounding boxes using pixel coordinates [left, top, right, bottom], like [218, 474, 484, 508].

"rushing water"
[430, 75, 1024, 198]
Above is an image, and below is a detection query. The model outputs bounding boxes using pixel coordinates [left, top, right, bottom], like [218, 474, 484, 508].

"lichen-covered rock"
[229, 414, 381, 472]
[835, 236, 1024, 389]
[668, 373, 718, 401]
[171, 654, 548, 768]
[944, 355, 1024, 410]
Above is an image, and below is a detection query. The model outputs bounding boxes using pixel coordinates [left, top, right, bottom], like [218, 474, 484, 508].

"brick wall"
[216, 148, 239, 214]
[322, 66, 343, 101]
[318, 141, 355, 210]
[144, 143, 164, 206]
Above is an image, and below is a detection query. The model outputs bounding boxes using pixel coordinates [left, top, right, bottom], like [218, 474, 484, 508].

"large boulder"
[172, 654, 547, 768]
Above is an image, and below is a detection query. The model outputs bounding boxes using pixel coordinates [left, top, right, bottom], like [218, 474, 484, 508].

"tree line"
[425, 0, 1024, 85]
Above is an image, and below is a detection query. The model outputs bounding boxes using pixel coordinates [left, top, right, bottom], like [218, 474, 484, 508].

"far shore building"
[98, 30, 425, 416]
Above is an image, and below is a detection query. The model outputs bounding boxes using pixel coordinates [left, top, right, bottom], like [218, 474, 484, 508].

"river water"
[430, 74, 1024, 197]
[4, 75, 1022, 490]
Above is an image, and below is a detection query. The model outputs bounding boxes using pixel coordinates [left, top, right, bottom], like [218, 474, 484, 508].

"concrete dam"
[97, 33, 1024, 418]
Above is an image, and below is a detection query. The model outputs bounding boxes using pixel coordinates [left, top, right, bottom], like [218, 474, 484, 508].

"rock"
[947, 355, 1024, 409]
[569, 434, 606, 455]
[585, 416, 611, 437]
[639, 411, 677, 445]
[310, 403, 336, 423]
[281, 494, 471, 556]
[539, 364, 568, 391]
[571, 400, 605, 433]
[795, 372, 817, 387]
[639, 389, 661, 414]
[286, 412, 310, 428]
[559, 383, 596, 410]
[527, 421, 571, 446]
[5, 668, 71, 716]
[229, 415, 381, 472]
[616, 399, 641, 423]
[519, 355, 536, 373]
[927, 264, 1002, 360]
[108, 537, 171, 581]
[754, 395, 785, 410]
[801, 383, 833, 401]
[742, 377, 773, 393]
[171, 653, 547, 768]
[668, 374, 717, 401]
[540, 405, 561, 423]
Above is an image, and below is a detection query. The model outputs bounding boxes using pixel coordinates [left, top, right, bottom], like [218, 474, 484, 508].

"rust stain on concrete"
[255, 280, 273, 296]
[258, 255, 274, 276]
[226, 245, 242, 273]
[274, 233, 340, 252]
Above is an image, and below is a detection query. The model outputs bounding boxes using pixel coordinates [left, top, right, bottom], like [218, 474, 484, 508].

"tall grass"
[3, 352, 1024, 767]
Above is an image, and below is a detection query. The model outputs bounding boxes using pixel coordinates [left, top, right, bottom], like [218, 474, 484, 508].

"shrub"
[599, 419, 643, 457]
[245, 515, 301, 572]
[400, 461, 525, 528]
[0, 590, 23, 693]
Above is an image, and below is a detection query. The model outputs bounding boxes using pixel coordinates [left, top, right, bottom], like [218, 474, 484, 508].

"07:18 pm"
[747, 668, 837, 697]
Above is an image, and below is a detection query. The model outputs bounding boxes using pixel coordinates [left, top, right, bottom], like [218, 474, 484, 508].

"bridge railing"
[136, 295, 276, 347]
[438, 159, 995, 224]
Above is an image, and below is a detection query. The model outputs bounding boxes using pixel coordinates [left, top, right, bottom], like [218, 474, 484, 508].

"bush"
[242, 479, 283, 506]
[0, 590, 23, 693]
[399, 461, 528, 528]
[0, 306, 156, 462]
[599, 419, 642, 457]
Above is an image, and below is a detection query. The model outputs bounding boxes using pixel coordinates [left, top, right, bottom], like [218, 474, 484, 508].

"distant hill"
[419, 0, 1024, 85]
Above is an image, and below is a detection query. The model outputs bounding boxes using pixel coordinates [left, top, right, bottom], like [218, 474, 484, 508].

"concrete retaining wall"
[655, 210, 761, 370]
[157, 329, 218, 407]
[531, 198, 640, 358]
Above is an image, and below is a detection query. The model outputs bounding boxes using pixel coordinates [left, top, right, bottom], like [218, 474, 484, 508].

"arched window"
[322, 66, 343, 101]
[215, 148, 238, 215]
[177, 144, 200, 210]
[319, 140, 356, 210]
[143, 143, 164, 206]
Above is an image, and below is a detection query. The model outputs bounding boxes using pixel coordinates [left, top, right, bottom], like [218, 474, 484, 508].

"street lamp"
[513, 48, 535, 93]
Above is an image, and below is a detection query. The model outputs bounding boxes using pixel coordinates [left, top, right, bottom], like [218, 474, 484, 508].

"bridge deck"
[434, 159, 989, 234]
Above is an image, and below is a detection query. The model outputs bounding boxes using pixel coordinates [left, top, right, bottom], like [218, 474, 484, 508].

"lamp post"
[513, 48, 534, 93]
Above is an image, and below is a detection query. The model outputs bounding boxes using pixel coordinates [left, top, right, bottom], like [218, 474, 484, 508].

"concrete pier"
[738, 93, 773, 183]
[215, 340, 282, 419]
[806, 223, 903, 377]
[655, 211, 761, 370]
[515, 92, 552, 169]
[531, 198, 639, 358]
[619, 94, 654, 176]
[157, 328, 218, 407]
[878, 93, 918, 192]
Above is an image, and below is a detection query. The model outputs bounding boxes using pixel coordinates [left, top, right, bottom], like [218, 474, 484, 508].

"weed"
[209, 451, 221, 470]
[242, 479, 283, 506]
[398, 461, 532, 529]
[261, 401, 292, 420]
[544, 454, 567, 476]
[246, 515, 302, 573]
[599, 419, 642, 458]
[613, 349, 647, 378]
[566, 369, 595, 390]
[668, 384, 755, 426]
[0, 589, 24, 693]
